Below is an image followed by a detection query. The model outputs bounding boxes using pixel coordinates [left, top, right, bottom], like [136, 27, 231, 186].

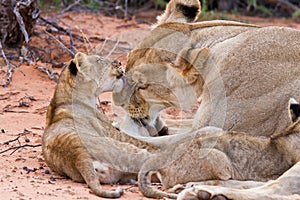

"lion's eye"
[112, 60, 122, 68]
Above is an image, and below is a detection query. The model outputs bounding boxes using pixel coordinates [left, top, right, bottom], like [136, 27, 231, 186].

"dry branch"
[69, 30, 76, 55]
[0, 144, 42, 155]
[37, 66, 60, 82]
[14, 3, 30, 43]
[60, 0, 81, 14]
[44, 29, 75, 57]
[0, 129, 41, 155]
[40, 17, 84, 42]
[0, 0, 39, 86]
[0, 42, 15, 87]
[3, 104, 29, 113]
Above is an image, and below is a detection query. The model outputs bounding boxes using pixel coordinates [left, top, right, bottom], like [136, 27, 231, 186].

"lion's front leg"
[178, 161, 300, 200]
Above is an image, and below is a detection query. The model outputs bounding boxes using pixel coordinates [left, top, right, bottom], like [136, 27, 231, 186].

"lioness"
[113, 0, 300, 137]
[42, 52, 162, 198]
[137, 99, 300, 199]
[42, 52, 300, 199]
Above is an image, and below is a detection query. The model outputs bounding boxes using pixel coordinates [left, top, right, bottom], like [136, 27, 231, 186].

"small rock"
[50, 176, 56, 182]
[48, 180, 55, 184]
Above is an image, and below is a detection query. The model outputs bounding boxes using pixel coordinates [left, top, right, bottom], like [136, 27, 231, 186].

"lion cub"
[42, 52, 156, 198]
[138, 99, 300, 199]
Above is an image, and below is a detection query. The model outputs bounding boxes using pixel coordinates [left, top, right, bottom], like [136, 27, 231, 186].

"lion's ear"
[289, 98, 300, 123]
[271, 98, 300, 139]
[175, 47, 209, 73]
[69, 52, 86, 76]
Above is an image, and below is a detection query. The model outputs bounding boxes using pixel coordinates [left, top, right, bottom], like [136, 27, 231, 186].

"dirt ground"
[0, 10, 299, 200]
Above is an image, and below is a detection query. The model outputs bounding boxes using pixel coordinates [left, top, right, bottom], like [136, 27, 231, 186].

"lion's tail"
[138, 153, 178, 199]
[138, 166, 178, 199]
[89, 181, 123, 198]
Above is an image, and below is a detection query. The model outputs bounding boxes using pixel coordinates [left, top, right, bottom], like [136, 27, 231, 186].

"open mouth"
[132, 117, 149, 127]
[132, 117, 169, 136]
[132, 117, 158, 136]
[116, 73, 123, 79]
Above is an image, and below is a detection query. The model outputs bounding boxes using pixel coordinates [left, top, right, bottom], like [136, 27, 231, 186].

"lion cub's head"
[46, 52, 125, 127]
[64, 52, 125, 94]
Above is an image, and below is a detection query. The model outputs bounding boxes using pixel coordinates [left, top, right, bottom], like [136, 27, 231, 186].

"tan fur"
[138, 103, 300, 199]
[114, 0, 300, 137]
[178, 161, 300, 200]
[153, 0, 201, 28]
[111, 0, 300, 198]
[42, 52, 161, 198]
[43, 52, 300, 199]
[43, 52, 222, 200]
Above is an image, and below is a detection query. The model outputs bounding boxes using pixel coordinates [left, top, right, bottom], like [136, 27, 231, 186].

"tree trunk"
[0, 0, 39, 48]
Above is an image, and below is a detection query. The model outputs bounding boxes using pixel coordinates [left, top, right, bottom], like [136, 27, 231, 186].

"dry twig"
[0, 91, 20, 100]
[3, 105, 29, 113]
[37, 66, 60, 82]
[0, 43, 16, 87]
[60, 0, 81, 14]
[0, 144, 42, 155]
[14, 3, 30, 43]
[107, 38, 120, 58]
[78, 27, 93, 54]
[40, 17, 84, 42]
[0, 129, 41, 155]
[69, 30, 76, 55]
[18, 95, 37, 107]
[44, 29, 75, 56]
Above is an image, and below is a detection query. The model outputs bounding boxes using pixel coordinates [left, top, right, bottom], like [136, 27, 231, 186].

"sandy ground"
[0, 10, 299, 200]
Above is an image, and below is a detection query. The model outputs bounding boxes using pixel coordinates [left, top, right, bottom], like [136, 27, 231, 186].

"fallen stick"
[69, 30, 76, 55]
[37, 66, 60, 82]
[60, 0, 80, 14]
[0, 43, 15, 87]
[40, 17, 84, 42]
[44, 29, 75, 56]
[0, 144, 42, 155]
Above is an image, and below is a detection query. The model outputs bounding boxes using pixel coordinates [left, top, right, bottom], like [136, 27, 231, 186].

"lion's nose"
[116, 73, 123, 79]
